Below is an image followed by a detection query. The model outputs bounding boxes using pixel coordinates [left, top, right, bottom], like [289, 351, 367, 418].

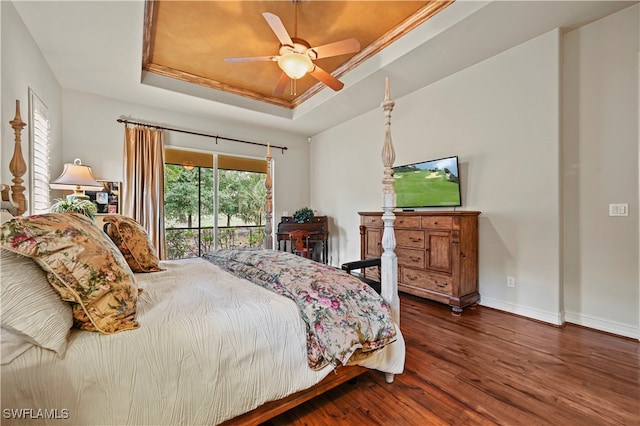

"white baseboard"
[480, 297, 563, 325]
[564, 312, 639, 340]
[480, 297, 640, 340]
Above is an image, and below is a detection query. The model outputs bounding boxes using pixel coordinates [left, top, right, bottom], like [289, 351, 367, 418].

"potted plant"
[50, 198, 98, 219]
[292, 207, 314, 224]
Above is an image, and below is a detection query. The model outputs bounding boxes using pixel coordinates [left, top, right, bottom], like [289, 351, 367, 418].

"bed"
[0, 81, 403, 425]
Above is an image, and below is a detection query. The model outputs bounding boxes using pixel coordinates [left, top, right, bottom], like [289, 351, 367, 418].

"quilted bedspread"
[2, 256, 404, 425]
[203, 248, 397, 370]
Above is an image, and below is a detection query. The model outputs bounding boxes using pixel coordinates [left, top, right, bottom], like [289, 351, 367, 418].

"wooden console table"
[277, 216, 329, 264]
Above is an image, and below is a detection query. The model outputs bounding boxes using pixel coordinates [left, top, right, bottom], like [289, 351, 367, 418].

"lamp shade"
[50, 159, 103, 199]
[278, 52, 313, 80]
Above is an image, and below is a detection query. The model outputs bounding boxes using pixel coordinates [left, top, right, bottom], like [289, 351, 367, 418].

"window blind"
[29, 90, 51, 214]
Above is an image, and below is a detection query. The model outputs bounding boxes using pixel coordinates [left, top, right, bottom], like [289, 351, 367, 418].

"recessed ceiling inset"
[142, 1, 453, 109]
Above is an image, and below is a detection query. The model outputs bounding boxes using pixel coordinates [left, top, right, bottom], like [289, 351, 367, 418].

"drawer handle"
[409, 237, 422, 242]
[436, 282, 447, 289]
[433, 221, 438, 225]
[406, 274, 418, 281]
[409, 256, 420, 262]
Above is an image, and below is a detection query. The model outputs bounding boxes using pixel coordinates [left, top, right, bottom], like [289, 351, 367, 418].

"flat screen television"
[392, 155, 462, 209]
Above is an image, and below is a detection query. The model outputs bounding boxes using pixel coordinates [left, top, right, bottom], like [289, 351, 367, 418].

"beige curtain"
[122, 126, 167, 260]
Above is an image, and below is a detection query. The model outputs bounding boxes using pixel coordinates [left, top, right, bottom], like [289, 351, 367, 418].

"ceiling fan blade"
[224, 56, 275, 63]
[309, 66, 344, 92]
[263, 12, 294, 47]
[309, 38, 360, 59]
[273, 72, 290, 96]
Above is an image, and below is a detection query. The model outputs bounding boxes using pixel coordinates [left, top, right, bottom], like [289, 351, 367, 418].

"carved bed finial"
[9, 100, 27, 216]
[264, 143, 273, 249]
[381, 77, 396, 193]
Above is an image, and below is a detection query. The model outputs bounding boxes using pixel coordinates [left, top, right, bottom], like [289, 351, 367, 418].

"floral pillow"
[102, 215, 162, 273]
[0, 213, 139, 334]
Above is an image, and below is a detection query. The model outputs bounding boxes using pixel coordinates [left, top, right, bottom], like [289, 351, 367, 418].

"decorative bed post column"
[381, 78, 399, 384]
[264, 144, 273, 249]
[9, 100, 27, 216]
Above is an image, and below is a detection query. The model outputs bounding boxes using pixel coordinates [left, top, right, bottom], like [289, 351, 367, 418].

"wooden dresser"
[359, 211, 480, 314]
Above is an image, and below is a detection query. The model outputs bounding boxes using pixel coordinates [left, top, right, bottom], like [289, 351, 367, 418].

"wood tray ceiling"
[143, 1, 452, 109]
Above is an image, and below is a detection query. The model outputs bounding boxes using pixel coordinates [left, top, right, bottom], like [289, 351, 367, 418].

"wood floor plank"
[268, 294, 640, 426]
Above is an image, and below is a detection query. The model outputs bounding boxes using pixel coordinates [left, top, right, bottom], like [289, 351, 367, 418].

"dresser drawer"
[396, 248, 425, 269]
[360, 211, 480, 313]
[396, 230, 425, 248]
[421, 216, 453, 230]
[364, 266, 381, 281]
[400, 268, 452, 295]
[362, 215, 383, 227]
[395, 216, 421, 229]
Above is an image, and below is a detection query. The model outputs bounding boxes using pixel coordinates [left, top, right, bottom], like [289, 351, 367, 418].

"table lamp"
[50, 158, 103, 200]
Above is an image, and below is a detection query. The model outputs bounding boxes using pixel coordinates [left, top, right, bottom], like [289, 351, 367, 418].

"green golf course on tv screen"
[392, 156, 462, 209]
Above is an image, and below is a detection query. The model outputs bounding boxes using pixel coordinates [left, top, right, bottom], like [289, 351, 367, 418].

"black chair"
[340, 258, 382, 294]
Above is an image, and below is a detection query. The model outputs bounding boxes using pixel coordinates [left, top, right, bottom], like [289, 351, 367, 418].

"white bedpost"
[264, 143, 273, 249]
[381, 78, 399, 384]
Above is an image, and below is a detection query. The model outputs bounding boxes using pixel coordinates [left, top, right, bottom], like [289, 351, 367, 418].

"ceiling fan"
[224, 9, 360, 96]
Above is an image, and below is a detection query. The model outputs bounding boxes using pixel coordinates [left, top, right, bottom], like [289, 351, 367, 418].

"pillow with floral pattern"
[102, 215, 162, 273]
[0, 213, 139, 334]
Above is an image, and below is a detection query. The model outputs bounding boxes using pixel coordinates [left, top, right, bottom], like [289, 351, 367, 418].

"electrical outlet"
[507, 276, 515, 288]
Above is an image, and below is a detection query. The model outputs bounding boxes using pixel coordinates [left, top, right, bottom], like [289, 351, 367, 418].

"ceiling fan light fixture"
[278, 52, 313, 79]
[225, 12, 360, 93]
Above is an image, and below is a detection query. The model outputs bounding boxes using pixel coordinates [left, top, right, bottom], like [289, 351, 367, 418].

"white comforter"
[1, 258, 404, 425]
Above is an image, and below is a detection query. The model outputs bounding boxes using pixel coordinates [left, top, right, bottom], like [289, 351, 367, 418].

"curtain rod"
[116, 118, 288, 153]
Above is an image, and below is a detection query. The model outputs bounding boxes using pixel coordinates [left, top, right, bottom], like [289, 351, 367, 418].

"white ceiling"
[12, 0, 636, 137]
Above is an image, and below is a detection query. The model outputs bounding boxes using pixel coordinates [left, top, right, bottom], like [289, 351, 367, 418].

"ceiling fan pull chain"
[294, 0, 298, 38]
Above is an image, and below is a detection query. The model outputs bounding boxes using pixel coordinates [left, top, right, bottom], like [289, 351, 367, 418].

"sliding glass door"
[164, 149, 267, 260]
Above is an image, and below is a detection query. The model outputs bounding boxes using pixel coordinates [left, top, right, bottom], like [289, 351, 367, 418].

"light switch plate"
[609, 203, 629, 216]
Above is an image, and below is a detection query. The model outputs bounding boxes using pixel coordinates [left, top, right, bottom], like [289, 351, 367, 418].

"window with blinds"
[29, 89, 51, 214]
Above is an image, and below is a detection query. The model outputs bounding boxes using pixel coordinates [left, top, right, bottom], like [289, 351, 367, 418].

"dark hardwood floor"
[269, 294, 640, 425]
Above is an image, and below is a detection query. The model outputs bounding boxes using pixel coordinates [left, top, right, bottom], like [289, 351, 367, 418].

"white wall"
[1, 1, 62, 213]
[1, 0, 311, 225]
[312, 5, 640, 339]
[313, 29, 563, 323]
[563, 5, 639, 337]
[61, 90, 310, 218]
